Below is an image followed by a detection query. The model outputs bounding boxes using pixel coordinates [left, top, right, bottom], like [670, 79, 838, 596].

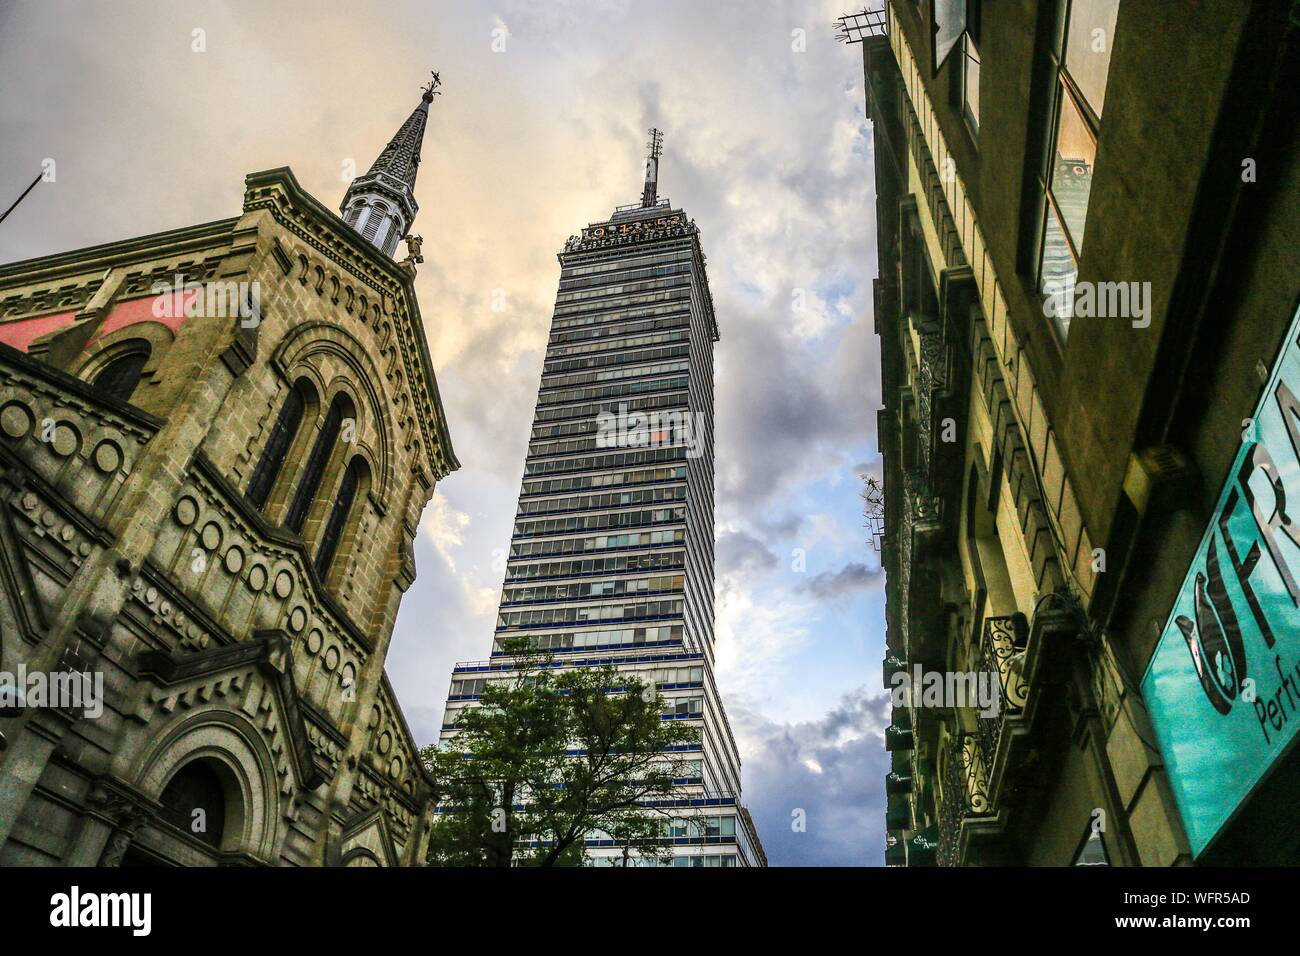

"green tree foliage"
[421, 638, 700, 867]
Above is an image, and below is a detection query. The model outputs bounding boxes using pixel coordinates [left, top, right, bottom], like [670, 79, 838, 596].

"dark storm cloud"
[717, 528, 781, 578]
[729, 687, 890, 867]
[801, 561, 882, 600]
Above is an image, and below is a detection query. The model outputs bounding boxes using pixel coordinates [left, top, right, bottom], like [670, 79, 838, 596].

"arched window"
[344, 201, 364, 226]
[286, 393, 351, 534]
[246, 380, 311, 511]
[158, 759, 226, 849]
[314, 456, 367, 579]
[91, 344, 151, 403]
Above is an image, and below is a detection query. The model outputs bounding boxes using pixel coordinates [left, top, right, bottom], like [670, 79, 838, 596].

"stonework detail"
[0, 160, 455, 866]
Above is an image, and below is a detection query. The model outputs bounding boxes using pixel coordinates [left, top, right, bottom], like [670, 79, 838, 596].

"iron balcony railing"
[976, 614, 1029, 768]
[936, 732, 991, 867]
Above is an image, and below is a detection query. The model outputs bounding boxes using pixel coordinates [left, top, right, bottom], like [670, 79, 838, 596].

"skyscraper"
[441, 132, 765, 867]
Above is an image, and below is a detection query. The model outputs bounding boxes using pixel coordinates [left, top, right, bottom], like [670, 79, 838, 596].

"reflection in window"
[962, 33, 981, 133]
[1035, 0, 1119, 341]
[1073, 826, 1110, 866]
[1063, 0, 1120, 117]
[932, 0, 967, 68]
[91, 347, 150, 403]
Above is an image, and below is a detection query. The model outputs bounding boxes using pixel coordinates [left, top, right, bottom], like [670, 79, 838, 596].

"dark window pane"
[315, 457, 364, 578]
[91, 349, 149, 403]
[246, 384, 307, 510]
[159, 760, 225, 849]
[286, 397, 346, 533]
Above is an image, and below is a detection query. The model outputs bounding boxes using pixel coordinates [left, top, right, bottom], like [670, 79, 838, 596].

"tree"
[422, 638, 700, 867]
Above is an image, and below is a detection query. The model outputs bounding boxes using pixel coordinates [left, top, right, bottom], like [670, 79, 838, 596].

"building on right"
[842, 1, 1300, 865]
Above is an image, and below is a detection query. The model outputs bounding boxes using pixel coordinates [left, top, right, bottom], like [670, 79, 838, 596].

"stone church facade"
[0, 82, 456, 865]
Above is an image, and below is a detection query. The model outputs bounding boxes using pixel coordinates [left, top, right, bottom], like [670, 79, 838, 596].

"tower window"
[91, 346, 150, 403]
[246, 380, 311, 511]
[314, 456, 366, 579]
[286, 394, 350, 534]
[363, 204, 387, 242]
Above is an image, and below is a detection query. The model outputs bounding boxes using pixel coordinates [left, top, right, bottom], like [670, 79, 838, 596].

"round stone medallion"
[273, 570, 294, 599]
[200, 522, 222, 552]
[50, 422, 79, 458]
[289, 605, 307, 633]
[0, 403, 33, 440]
[324, 645, 340, 671]
[247, 564, 268, 592]
[224, 546, 244, 575]
[92, 440, 122, 474]
[174, 496, 199, 527]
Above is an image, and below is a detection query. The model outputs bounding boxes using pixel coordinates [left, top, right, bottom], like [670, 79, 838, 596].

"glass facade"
[441, 195, 764, 866]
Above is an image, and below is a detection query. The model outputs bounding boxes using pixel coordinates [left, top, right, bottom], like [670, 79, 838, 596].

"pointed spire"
[641, 128, 664, 207]
[340, 72, 441, 258]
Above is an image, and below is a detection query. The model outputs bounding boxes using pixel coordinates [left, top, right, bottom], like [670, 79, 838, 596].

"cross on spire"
[421, 71, 442, 102]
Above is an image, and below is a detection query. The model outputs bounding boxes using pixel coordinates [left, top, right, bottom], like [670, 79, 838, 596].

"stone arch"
[134, 708, 282, 861]
[316, 454, 372, 589]
[247, 375, 319, 513]
[341, 847, 382, 866]
[272, 321, 394, 502]
[77, 322, 174, 396]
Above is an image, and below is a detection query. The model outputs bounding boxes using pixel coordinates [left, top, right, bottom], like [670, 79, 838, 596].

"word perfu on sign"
[1143, 305, 1300, 856]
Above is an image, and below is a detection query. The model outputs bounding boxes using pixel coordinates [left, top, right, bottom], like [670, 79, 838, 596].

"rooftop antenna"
[641, 127, 664, 207]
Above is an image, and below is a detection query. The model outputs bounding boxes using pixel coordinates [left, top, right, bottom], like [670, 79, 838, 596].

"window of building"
[1072, 825, 1110, 866]
[962, 32, 981, 135]
[286, 394, 351, 534]
[246, 380, 311, 511]
[314, 455, 366, 579]
[158, 759, 227, 849]
[90, 345, 150, 403]
[1035, 0, 1120, 341]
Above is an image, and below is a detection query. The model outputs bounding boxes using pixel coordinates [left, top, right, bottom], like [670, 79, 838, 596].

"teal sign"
[1143, 304, 1300, 857]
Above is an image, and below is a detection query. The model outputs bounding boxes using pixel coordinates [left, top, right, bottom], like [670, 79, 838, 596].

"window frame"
[1032, 0, 1112, 344]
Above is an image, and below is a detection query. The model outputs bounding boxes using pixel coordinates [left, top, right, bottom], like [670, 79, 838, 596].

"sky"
[0, 0, 887, 866]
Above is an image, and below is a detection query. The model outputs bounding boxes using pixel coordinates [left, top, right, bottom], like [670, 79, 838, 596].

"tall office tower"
[441, 131, 765, 867]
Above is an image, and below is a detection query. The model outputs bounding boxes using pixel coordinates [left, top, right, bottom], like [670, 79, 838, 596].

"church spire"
[340, 72, 441, 258]
[641, 128, 663, 207]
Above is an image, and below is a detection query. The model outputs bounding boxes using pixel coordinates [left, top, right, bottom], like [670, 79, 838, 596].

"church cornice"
[0, 217, 241, 287]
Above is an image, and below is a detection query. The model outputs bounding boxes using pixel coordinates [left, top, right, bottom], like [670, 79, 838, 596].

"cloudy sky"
[0, 0, 886, 866]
